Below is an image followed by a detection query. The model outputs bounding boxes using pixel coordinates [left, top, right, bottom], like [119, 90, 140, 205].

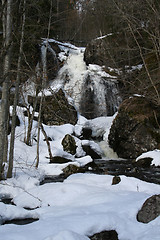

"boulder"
[135, 157, 153, 168]
[62, 134, 77, 155]
[137, 194, 160, 223]
[28, 88, 78, 125]
[108, 96, 160, 159]
[62, 164, 82, 176]
[89, 230, 119, 240]
[82, 141, 102, 159]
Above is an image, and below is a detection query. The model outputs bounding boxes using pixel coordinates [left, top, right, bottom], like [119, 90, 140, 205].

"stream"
[94, 159, 160, 185]
[40, 158, 160, 185]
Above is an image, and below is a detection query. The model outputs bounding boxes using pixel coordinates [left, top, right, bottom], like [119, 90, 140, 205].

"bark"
[40, 123, 53, 161]
[36, 0, 53, 167]
[0, 0, 13, 180]
[25, 89, 38, 146]
[7, 0, 26, 178]
[35, 92, 43, 168]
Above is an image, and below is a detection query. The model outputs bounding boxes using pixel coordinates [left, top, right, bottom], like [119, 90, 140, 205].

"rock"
[62, 164, 82, 176]
[83, 161, 101, 173]
[135, 157, 153, 168]
[81, 127, 92, 140]
[108, 96, 160, 159]
[82, 141, 102, 159]
[2, 218, 39, 225]
[112, 176, 121, 185]
[50, 156, 72, 164]
[84, 33, 140, 68]
[28, 88, 78, 125]
[89, 230, 119, 240]
[137, 194, 160, 223]
[44, 44, 60, 81]
[62, 134, 77, 155]
[62, 162, 101, 177]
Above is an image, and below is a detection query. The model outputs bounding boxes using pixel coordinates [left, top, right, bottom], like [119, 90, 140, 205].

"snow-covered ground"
[0, 106, 160, 240]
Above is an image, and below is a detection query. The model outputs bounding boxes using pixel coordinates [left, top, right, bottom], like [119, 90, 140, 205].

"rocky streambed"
[40, 158, 160, 186]
[94, 159, 160, 185]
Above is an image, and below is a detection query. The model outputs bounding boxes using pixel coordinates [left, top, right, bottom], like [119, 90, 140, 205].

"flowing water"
[40, 40, 160, 185]
[48, 43, 121, 119]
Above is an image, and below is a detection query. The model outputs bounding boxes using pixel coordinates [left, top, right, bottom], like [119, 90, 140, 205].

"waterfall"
[79, 64, 121, 118]
[47, 42, 122, 118]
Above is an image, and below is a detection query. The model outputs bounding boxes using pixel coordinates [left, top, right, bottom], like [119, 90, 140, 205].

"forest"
[0, 1, 160, 240]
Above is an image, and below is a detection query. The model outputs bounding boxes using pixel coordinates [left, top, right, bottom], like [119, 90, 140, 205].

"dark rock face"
[137, 194, 160, 223]
[40, 41, 62, 83]
[82, 141, 102, 159]
[45, 46, 60, 81]
[108, 96, 160, 159]
[28, 89, 78, 125]
[81, 127, 92, 140]
[89, 230, 119, 240]
[84, 39, 106, 66]
[79, 74, 121, 119]
[84, 33, 141, 68]
[61, 134, 77, 155]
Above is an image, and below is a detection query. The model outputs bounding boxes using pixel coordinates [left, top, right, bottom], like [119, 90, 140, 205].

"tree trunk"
[40, 123, 53, 161]
[35, 92, 43, 168]
[25, 90, 38, 146]
[0, 0, 13, 180]
[7, 0, 26, 178]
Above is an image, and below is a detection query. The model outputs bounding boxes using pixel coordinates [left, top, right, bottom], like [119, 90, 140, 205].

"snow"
[96, 33, 113, 40]
[42, 42, 120, 116]
[1, 173, 160, 240]
[136, 149, 160, 166]
[88, 64, 117, 79]
[1, 41, 160, 240]
[0, 106, 160, 240]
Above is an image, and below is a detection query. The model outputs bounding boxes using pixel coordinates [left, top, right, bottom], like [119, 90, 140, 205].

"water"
[48, 44, 121, 119]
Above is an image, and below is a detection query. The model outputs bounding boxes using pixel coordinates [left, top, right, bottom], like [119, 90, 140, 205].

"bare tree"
[112, 0, 160, 105]
[7, 0, 26, 178]
[0, 0, 13, 179]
